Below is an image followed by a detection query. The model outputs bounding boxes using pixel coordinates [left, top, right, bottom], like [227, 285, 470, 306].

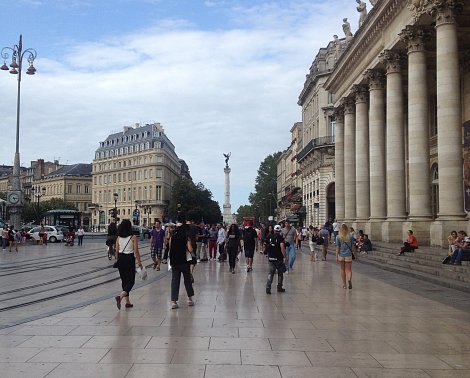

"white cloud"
[0, 0, 357, 211]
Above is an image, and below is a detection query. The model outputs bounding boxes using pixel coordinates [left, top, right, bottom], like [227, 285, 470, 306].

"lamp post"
[1, 35, 37, 230]
[177, 203, 181, 222]
[31, 186, 46, 224]
[113, 192, 118, 221]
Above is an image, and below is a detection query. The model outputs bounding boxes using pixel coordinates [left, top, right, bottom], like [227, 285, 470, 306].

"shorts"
[151, 247, 163, 260]
[244, 248, 255, 258]
[338, 255, 353, 262]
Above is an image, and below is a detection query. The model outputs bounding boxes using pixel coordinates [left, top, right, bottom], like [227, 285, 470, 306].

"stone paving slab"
[1, 243, 470, 377]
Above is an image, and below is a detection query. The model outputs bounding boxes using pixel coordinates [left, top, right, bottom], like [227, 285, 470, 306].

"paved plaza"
[0, 242, 469, 378]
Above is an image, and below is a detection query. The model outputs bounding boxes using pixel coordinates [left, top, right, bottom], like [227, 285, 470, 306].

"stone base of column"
[402, 220, 433, 246]
[430, 220, 469, 247]
[365, 220, 386, 241]
[381, 221, 406, 243]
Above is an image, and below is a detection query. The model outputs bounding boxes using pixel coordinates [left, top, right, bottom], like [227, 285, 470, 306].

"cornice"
[325, 0, 407, 94]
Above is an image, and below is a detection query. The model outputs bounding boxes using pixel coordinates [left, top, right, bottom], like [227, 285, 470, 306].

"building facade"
[297, 39, 340, 228]
[327, 0, 470, 246]
[91, 122, 188, 228]
[277, 122, 303, 224]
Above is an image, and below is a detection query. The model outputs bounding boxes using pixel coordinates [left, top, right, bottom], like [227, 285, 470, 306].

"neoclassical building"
[92, 122, 190, 228]
[327, 0, 470, 245]
[297, 38, 342, 227]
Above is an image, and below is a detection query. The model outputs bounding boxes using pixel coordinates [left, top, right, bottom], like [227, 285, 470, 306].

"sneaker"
[348, 280, 352, 289]
[277, 287, 286, 293]
[266, 288, 271, 294]
[232, 269, 235, 274]
[197, 259, 201, 263]
[171, 301, 179, 309]
[187, 298, 194, 306]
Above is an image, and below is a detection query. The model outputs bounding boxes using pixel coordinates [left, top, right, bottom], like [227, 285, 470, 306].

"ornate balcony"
[297, 135, 335, 162]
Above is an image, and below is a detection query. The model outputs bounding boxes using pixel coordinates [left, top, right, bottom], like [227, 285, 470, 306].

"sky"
[0, 0, 359, 213]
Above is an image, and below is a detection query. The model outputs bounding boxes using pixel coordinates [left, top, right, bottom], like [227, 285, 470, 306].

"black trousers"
[171, 263, 194, 301]
[266, 260, 284, 289]
[118, 253, 135, 295]
[227, 247, 237, 269]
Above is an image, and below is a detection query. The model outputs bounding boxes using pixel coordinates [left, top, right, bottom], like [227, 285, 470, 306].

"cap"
[274, 225, 281, 232]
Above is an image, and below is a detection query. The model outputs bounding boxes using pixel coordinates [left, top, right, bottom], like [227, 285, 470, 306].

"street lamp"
[113, 192, 118, 220]
[1, 35, 37, 230]
[31, 186, 46, 223]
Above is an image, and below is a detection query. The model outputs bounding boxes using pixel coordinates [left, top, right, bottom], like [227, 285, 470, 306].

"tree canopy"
[236, 151, 281, 224]
[168, 178, 222, 224]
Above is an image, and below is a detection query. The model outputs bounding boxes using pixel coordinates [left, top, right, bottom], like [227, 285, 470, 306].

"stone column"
[400, 25, 433, 220]
[353, 85, 370, 223]
[342, 98, 356, 222]
[380, 50, 407, 220]
[364, 69, 386, 223]
[334, 106, 345, 221]
[223, 166, 233, 224]
[433, 1, 465, 219]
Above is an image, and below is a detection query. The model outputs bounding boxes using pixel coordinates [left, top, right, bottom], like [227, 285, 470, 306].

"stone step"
[369, 250, 470, 270]
[356, 255, 470, 293]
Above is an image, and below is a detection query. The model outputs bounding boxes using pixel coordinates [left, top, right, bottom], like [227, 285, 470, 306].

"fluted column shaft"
[334, 107, 345, 220]
[365, 70, 386, 220]
[401, 25, 432, 219]
[380, 50, 407, 219]
[353, 85, 370, 221]
[343, 98, 356, 221]
[434, 2, 465, 218]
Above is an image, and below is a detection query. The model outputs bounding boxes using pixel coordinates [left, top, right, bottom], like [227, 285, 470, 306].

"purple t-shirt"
[150, 228, 165, 249]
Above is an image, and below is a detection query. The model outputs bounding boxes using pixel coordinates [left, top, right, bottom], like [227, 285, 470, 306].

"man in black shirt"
[265, 225, 286, 294]
[243, 220, 257, 272]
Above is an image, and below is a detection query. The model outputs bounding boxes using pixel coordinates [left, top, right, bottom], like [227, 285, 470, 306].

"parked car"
[131, 225, 151, 239]
[28, 226, 64, 243]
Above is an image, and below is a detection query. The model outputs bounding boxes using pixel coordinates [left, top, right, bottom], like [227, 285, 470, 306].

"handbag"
[345, 241, 356, 260]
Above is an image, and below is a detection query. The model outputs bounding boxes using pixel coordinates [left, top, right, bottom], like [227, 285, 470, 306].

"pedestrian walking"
[169, 222, 195, 309]
[208, 224, 218, 260]
[150, 220, 165, 270]
[243, 220, 257, 272]
[319, 224, 330, 261]
[76, 226, 85, 246]
[217, 224, 226, 261]
[2, 226, 9, 250]
[226, 223, 241, 274]
[114, 219, 143, 309]
[106, 221, 118, 260]
[335, 223, 355, 289]
[8, 226, 18, 253]
[281, 220, 297, 273]
[265, 225, 286, 294]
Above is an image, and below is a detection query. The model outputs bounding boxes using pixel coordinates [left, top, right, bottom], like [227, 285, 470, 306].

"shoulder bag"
[113, 236, 132, 268]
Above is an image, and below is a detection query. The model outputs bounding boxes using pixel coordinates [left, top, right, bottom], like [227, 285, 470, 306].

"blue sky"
[1, 0, 358, 212]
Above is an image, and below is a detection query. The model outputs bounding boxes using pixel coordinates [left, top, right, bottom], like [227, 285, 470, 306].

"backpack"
[316, 236, 324, 245]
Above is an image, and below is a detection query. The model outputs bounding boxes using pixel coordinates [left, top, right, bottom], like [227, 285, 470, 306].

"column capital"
[379, 50, 406, 74]
[364, 69, 385, 90]
[399, 25, 432, 54]
[334, 105, 345, 123]
[341, 97, 355, 115]
[352, 84, 369, 104]
[430, 0, 463, 26]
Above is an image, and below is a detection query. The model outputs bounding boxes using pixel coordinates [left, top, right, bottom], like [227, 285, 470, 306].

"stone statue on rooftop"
[342, 18, 353, 44]
[369, 0, 378, 5]
[223, 152, 231, 167]
[356, 0, 368, 28]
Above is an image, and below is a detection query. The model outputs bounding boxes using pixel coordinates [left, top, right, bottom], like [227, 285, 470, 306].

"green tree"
[247, 151, 281, 223]
[23, 197, 77, 224]
[169, 178, 222, 224]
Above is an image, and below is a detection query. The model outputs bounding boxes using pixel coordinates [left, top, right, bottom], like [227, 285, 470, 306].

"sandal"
[115, 296, 121, 310]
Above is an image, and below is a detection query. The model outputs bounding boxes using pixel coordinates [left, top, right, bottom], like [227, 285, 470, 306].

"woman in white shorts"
[307, 225, 317, 261]
[335, 223, 355, 289]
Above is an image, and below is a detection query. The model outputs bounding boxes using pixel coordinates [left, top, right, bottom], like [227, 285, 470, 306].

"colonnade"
[334, 3, 466, 242]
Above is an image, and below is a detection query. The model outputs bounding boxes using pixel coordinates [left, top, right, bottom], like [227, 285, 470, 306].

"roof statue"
[357, 0, 368, 28]
[342, 18, 353, 45]
[223, 152, 231, 167]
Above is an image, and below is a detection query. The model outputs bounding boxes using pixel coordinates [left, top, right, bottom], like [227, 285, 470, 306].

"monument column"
[223, 153, 233, 225]
[334, 106, 345, 221]
[400, 25, 433, 220]
[364, 69, 386, 237]
[433, 1, 465, 219]
[342, 98, 356, 222]
[380, 50, 407, 241]
[353, 84, 370, 223]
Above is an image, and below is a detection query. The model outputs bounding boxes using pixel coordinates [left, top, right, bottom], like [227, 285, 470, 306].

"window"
[85, 185, 89, 194]
[68, 184, 73, 194]
[156, 169, 163, 178]
[76, 184, 81, 194]
[156, 185, 162, 201]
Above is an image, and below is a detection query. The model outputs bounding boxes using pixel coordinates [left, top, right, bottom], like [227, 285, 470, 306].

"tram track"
[0, 240, 158, 315]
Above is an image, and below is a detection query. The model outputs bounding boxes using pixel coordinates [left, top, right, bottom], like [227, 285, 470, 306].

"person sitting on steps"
[398, 230, 418, 255]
